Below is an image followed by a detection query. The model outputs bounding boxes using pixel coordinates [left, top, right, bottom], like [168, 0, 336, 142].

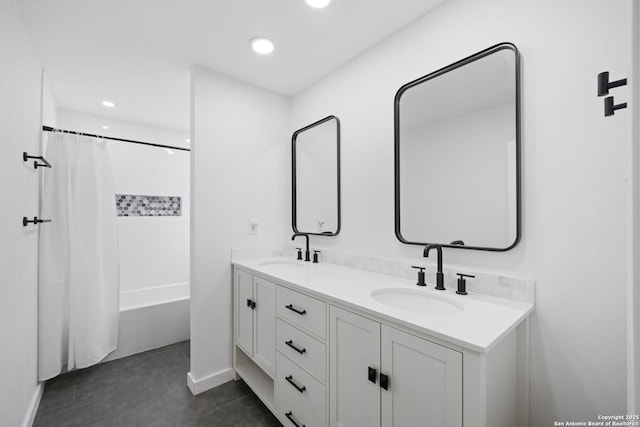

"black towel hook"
[597, 71, 628, 117]
[23, 216, 52, 227]
[597, 71, 627, 96]
[23, 152, 52, 169]
[604, 96, 628, 117]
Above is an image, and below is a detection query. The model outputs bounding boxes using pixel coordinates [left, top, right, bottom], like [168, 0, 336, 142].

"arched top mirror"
[394, 42, 521, 251]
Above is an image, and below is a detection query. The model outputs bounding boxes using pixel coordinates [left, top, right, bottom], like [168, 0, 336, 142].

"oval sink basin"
[259, 260, 303, 267]
[258, 260, 306, 272]
[371, 288, 464, 315]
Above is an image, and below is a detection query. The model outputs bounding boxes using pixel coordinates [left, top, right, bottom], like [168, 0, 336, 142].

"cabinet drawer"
[276, 319, 326, 382]
[277, 286, 327, 340]
[275, 383, 323, 427]
[276, 351, 326, 423]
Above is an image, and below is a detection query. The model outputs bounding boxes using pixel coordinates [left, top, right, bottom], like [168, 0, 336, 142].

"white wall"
[291, 0, 630, 423]
[190, 66, 290, 389]
[0, 0, 52, 425]
[56, 110, 190, 292]
[41, 75, 57, 128]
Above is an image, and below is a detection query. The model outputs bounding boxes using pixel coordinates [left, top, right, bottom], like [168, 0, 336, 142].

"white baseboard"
[22, 382, 44, 427]
[187, 368, 234, 395]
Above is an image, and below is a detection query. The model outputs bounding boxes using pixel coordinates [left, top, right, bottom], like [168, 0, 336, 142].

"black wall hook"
[23, 152, 52, 169]
[23, 216, 52, 227]
[598, 72, 627, 96]
[597, 72, 628, 117]
[604, 96, 628, 117]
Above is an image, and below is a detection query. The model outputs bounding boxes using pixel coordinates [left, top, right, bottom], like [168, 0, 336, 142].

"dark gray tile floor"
[34, 341, 281, 427]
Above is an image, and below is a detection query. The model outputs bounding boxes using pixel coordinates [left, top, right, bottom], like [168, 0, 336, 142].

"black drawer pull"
[246, 299, 255, 309]
[285, 375, 306, 393]
[368, 366, 377, 384]
[285, 304, 306, 316]
[285, 411, 305, 427]
[380, 373, 389, 391]
[285, 340, 306, 354]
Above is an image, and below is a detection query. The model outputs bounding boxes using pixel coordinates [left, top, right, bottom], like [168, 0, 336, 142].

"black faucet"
[292, 233, 311, 262]
[423, 244, 445, 290]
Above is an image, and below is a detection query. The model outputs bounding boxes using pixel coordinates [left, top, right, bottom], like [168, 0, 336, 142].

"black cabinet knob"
[368, 366, 377, 384]
[380, 373, 389, 391]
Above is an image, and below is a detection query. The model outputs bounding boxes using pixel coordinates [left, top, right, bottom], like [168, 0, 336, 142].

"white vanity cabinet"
[329, 306, 462, 427]
[235, 268, 276, 375]
[232, 261, 530, 427]
[233, 268, 277, 412]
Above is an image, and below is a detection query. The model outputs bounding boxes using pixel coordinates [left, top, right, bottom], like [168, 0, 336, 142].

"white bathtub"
[103, 282, 190, 362]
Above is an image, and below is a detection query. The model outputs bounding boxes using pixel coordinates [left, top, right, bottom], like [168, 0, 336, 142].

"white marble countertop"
[232, 256, 534, 353]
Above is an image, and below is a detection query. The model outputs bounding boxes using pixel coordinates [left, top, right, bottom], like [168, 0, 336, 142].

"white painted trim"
[520, 318, 531, 427]
[187, 368, 235, 395]
[629, 0, 640, 414]
[22, 382, 44, 427]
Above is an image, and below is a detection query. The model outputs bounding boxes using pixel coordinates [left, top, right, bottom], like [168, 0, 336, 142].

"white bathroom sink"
[258, 260, 306, 272]
[259, 260, 301, 266]
[371, 288, 464, 315]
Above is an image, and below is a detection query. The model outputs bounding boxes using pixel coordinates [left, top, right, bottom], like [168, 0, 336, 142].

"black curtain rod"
[42, 126, 191, 152]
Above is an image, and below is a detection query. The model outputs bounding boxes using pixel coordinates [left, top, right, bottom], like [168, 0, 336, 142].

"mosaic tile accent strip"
[116, 194, 182, 217]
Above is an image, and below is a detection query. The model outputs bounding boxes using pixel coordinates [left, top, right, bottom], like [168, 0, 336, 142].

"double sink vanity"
[231, 42, 531, 426]
[232, 254, 533, 427]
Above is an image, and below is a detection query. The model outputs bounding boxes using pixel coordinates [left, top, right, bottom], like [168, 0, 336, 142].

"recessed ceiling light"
[102, 125, 109, 130]
[102, 100, 115, 108]
[251, 37, 274, 55]
[306, 0, 331, 8]
[186, 138, 191, 143]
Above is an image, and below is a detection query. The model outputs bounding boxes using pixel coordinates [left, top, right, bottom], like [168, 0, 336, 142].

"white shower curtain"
[38, 132, 120, 381]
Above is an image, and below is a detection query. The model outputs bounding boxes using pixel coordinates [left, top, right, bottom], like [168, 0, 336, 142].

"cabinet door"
[254, 276, 275, 375]
[235, 269, 254, 355]
[381, 326, 462, 427]
[329, 306, 381, 427]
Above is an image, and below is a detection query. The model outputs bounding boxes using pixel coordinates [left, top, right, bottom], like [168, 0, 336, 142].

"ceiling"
[17, 0, 444, 131]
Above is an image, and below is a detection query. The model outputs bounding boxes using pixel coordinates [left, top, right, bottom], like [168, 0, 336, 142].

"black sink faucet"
[292, 233, 311, 262]
[423, 244, 445, 290]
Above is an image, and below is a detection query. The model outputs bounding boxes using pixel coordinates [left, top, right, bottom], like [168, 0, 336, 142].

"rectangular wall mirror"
[394, 42, 520, 251]
[292, 115, 341, 236]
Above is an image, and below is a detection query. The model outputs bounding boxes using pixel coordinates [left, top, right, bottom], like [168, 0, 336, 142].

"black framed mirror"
[394, 42, 521, 251]
[292, 115, 341, 236]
